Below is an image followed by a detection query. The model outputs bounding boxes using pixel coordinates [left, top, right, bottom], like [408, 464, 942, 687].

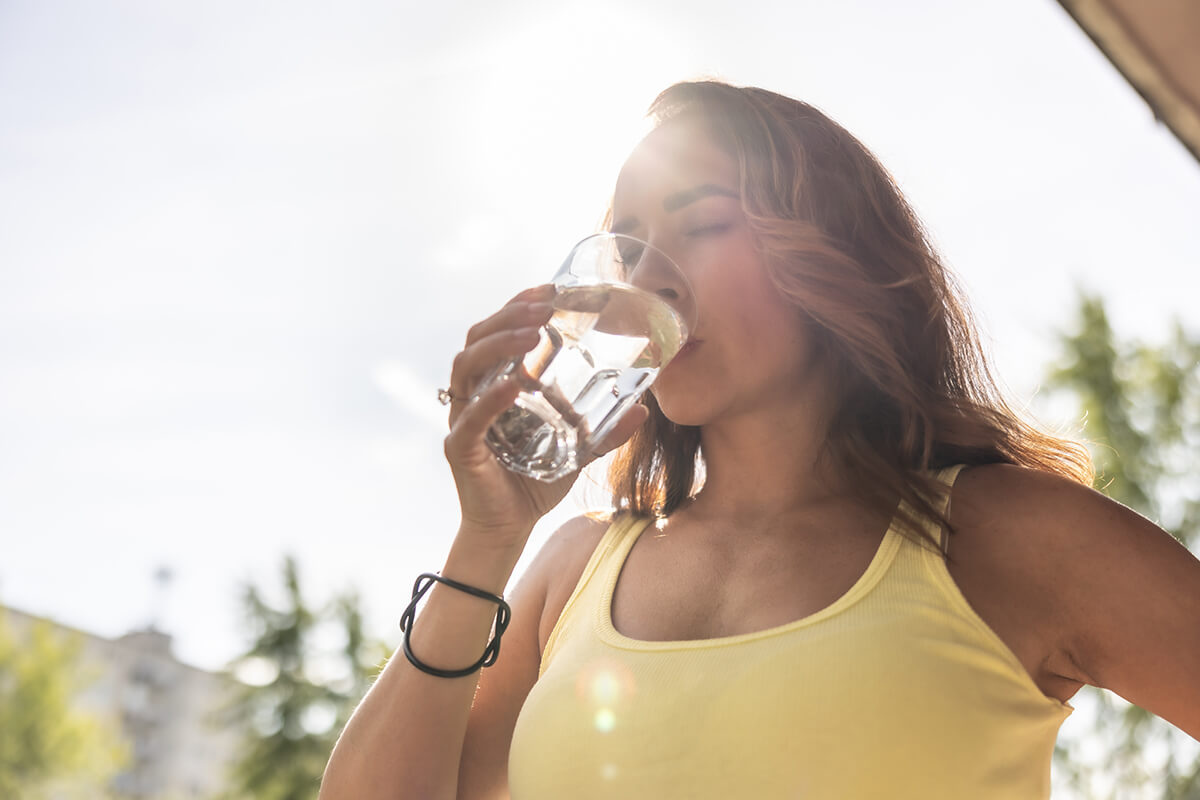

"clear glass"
[482, 233, 697, 481]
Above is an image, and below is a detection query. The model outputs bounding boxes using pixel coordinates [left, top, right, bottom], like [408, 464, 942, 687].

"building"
[1, 606, 245, 799]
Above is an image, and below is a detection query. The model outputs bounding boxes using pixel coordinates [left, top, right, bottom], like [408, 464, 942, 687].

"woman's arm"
[319, 526, 541, 800]
[1050, 477, 1200, 738]
[456, 515, 610, 797]
[963, 464, 1200, 739]
[320, 512, 609, 800]
[319, 283, 646, 799]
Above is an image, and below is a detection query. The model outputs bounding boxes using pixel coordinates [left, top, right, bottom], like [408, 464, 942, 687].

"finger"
[504, 283, 556, 306]
[464, 286, 556, 347]
[446, 327, 542, 421]
[584, 403, 650, 462]
[444, 374, 523, 462]
[454, 326, 542, 388]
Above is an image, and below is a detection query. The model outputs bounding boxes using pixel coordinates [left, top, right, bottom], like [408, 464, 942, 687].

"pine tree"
[225, 556, 388, 800]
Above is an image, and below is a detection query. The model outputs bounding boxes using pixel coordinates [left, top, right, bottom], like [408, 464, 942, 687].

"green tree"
[328, 588, 389, 732]
[1043, 293, 1200, 799]
[225, 556, 388, 800]
[0, 610, 124, 799]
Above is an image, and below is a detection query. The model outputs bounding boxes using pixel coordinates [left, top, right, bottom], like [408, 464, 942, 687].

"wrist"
[442, 528, 529, 596]
[454, 519, 534, 556]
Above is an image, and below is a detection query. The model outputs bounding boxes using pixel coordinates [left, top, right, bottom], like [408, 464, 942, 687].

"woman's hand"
[442, 284, 648, 551]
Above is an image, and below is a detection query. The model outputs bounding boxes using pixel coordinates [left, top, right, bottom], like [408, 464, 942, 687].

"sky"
[1, 0, 1198, 693]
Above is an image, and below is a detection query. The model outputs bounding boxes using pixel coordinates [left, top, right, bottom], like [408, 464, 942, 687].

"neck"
[684, 402, 849, 523]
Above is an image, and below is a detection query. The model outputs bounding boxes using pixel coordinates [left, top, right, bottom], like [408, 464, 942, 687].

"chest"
[610, 519, 887, 642]
[514, 517, 1073, 800]
[608, 517, 1073, 703]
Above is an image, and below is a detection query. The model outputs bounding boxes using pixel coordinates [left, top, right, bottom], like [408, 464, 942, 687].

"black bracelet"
[398, 572, 512, 679]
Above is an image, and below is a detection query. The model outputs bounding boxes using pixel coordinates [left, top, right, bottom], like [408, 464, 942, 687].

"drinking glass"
[481, 232, 697, 482]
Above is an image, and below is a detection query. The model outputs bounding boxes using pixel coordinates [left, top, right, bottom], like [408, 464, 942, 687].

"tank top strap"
[540, 513, 655, 674]
[932, 463, 968, 551]
[934, 463, 968, 491]
[892, 464, 967, 557]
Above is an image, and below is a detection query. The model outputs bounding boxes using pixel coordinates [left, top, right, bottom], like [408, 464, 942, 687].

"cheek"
[736, 284, 815, 371]
[687, 234, 801, 346]
[722, 272, 794, 341]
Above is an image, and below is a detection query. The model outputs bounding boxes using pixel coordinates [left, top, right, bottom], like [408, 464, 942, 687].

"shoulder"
[948, 462, 1182, 572]
[520, 512, 621, 657]
[525, 512, 615, 594]
[942, 463, 1102, 590]
[539, 511, 615, 557]
[950, 462, 1099, 529]
[946, 462, 1171, 610]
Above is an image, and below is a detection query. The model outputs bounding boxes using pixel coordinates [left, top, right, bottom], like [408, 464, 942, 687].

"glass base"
[485, 389, 580, 482]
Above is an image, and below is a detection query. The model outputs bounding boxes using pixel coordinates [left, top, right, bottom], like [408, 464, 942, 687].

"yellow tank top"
[508, 466, 1072, 798]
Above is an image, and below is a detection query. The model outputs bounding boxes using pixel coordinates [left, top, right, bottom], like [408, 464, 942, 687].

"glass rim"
[554, 232, 697, 333]
[555, 231, 691, 289]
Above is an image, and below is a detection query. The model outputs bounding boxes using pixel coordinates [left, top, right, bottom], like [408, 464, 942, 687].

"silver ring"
[437, 387, 457, 406]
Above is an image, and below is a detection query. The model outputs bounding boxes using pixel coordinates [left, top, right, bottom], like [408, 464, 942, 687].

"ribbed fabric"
[508, 466, 1072, 799]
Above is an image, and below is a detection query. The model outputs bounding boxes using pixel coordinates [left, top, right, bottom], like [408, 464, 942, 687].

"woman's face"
[610, 118, 822, 427]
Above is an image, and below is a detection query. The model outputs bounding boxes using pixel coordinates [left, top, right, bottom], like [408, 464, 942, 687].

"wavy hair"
[606, 81, 1093, 552]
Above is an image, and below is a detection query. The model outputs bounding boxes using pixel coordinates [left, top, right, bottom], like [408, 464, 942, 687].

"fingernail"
[528, 302, 553, 316]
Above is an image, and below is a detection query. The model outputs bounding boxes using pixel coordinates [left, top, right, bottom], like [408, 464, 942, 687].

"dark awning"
[1057, 0, 1200, 163]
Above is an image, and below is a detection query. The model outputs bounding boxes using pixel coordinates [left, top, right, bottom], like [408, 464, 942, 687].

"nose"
[625, 241, 695, 323]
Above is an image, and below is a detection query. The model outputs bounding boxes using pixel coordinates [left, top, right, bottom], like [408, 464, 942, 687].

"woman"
[320, 81, 1200, 798]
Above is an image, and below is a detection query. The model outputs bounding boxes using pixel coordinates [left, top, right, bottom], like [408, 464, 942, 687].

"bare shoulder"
[951, 462, 1106, 532]
[949, 462, 1189, 574]
[951, 463, 1200, 737]
[944, 463, 1107, 604]
[519, 513, 615, 658]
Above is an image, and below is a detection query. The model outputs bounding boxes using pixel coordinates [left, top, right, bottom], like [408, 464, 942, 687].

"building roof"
[1056, 0, 1200, 163]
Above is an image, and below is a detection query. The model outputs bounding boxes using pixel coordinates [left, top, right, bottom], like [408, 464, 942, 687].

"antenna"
[150, 565, 174, 631]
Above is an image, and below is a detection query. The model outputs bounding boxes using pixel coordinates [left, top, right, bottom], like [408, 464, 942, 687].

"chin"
[649, 383, 710, 428]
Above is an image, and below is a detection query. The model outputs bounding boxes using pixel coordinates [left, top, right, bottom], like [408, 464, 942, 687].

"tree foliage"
[0, 611, 124, 799]
[224, 556, 389, 800]
[1043, 293, 1200, 799]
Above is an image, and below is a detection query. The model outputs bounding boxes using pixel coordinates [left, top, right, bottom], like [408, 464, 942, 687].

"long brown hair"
[606, 80, 1093, 552]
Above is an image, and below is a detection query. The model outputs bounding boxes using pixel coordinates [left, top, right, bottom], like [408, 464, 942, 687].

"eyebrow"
[611, 183, 739, 233]
[663, 183, 739, 211]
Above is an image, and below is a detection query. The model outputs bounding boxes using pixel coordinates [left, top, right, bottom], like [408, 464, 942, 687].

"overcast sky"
[1, 0, 1197, 695]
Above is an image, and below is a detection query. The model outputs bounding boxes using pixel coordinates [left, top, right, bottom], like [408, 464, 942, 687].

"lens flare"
[574, 660, 637, 705]
[590, 670, 621, 705]
[574, 659, 637, 735]
[594, 708, 617, 732]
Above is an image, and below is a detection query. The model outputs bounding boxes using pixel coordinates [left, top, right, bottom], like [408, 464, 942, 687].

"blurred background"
[1, 0, 1197, 797]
